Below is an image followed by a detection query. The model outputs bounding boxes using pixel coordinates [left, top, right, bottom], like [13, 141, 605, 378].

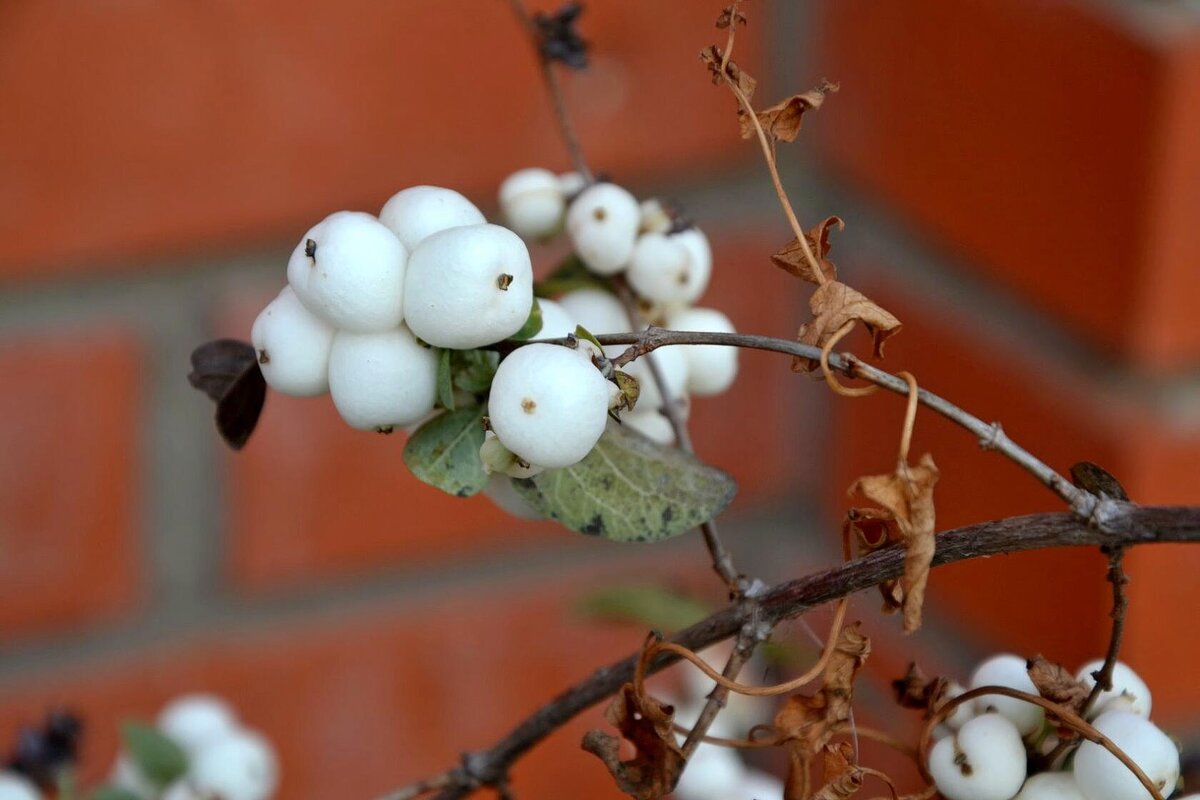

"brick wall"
[1, 1, 1198, 797]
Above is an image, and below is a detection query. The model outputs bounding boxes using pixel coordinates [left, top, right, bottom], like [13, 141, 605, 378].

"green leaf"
[436, 348, 455, 410]
[120, 721, 187, 787]
[534, 255, 608, 298]
[576, 584, 713, 633]
[509, 299, 544, 341]
[513, 423, 737, 541]
[89, 788, 146, 800]
[403, 406, 489, 497]
[574, 324, 604, 353]
[452, 349, 499, 394]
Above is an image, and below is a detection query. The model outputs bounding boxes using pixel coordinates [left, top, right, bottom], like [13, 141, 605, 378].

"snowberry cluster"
[110, 694, 278, 800]
[928, 654, 1181, 800]
[253, 168, 738, 519]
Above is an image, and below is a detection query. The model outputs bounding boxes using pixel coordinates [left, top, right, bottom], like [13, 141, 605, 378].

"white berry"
[672, 743, 746, 800]
[531, 298, 578, 341]
[741, 769, 785, 800]
[403, 223, 534, 349]
[928, 713, 1027, 800]
[482, 473, 545, 520]
[1074, 711, 1178, 800]
[674, 228, 713, 304]
[0, 772, 41, 800]
[160, 782, 203, 800]
[626, 232, 698, 305]
[157, 694, 239, 754]
[622, 409, 675, 445]
[939, 681, 977, 731]
[566, 183, 640, 275]
[1075, 660, 1152, 718]
[328, 326, 438, 431]
[665, 307, 738, 397]
[286, 211, 407, 333]
[969, 653, 1045, 735]
[488, 344, 610, 468]
[500, 168, 565, 240]
[378, 185, 485, 252]
[189, 729, 278, 800]
[1016, 772, 1087, 800]
[624, 346, 689, 411]
[558, 171, 587, 198]
[250, 287, 335, 397]
[556, 288, 631, 359]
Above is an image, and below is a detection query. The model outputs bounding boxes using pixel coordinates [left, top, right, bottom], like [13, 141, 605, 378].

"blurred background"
[2, 0, 1199, 797]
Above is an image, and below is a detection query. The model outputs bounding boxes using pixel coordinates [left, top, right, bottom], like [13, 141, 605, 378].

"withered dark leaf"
[1070, 461, 1129, 502]
[740, 80, 839, 143]
[793, 282, 902, 373]
[771, 216, 843, 285]
[581, 683, 683, 800]
[847, 455, 939, 633]
[188, 339, 266, 451]
[1027, 654, 1090, 712]
[715, 4, 748, 28]
[699, 44, 757, 101]
[892, 663, 942, 710]
[812, 741, 864, 800]
[534, 3, 589, 69]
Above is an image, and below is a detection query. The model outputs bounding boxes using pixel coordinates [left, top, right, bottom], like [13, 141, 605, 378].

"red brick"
[222, 231, 809, 592]
[0, 2, 759, 280]
[825, 272, 1200, 674]
[812, 1, 1200, 370]
[0, 327, 141, 640]
[0, 564, 701, 800]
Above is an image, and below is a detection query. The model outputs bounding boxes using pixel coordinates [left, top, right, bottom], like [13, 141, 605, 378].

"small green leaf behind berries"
[404, 406, 490, 498]
[119, 721, 187, 788]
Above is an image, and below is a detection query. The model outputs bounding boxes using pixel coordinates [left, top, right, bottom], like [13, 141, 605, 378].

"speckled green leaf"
[120, 721, 187, 787]
[403, 406, 488, 497]
[513, 423, 736, 541]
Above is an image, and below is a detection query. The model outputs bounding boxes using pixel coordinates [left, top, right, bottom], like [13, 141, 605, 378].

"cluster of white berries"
[929, 654, 1182, 800]
[253, 168, 738, 519]
[111, 694, 278, 800]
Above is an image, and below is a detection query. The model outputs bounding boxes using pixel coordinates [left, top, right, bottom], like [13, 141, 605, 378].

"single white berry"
[531, 298, 578, 341]
[328, 326, 438, 432]
[672, 743, 747, 800]
[969, 653, 1045, 735]
[157, 694, 239, 754]
[1074, 660, 1152, 718]
[638, 198, 672, 234]
[626, 232, 699, 306]
[378, 185, 485, 252]
[189, 729, 278, 800]
[403, 223, 534, 349]
[556, 288, 631, 359]
[1073, 711, 1179, 800]
[250, 287, 335, 397]
[624, 346, 689, 411]
[0, 772, 41, 800]
[500, 168, 565, 240]
[482, 473, 545, 520]
[928, 713, 1027, 800]
[665, 307, 738, 397]
[558, 171, 586, 198]
[939, 681, 977, 731]
[286, 211, 407, 333]
[488, 344, 610, 468]
[1015, 772, 1087, 800]
[674, 228, 713, 304]
[566, 183, 640, 275]
[622, 409, 675, 445]
[741, 769, 785, 800]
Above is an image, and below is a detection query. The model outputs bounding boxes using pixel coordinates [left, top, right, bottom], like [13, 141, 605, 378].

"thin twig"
[679, 629, 756, 761]
[402, 505, 1200, 800]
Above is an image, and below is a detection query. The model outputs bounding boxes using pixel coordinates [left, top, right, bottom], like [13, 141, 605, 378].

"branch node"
[979, 422, 1005, 450]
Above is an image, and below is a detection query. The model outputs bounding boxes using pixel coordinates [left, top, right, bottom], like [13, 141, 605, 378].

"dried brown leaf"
[1070, 461, 1130, 501]
[1028, 655, 1090, 712]
[813, 741, 864, 800]
[792, 282, 902, 373]
[581, 683, 683, 800]
[847, 454, 939, 633]
[771, 216, 843, 285]
[740, 80, 839, 142]
[715, 4, 747, 28]
[892, 663, 945, 711]
[699, 44, 756, 101]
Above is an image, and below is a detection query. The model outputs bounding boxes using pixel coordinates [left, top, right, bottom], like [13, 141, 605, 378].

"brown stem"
[392, 505, 1200, 800]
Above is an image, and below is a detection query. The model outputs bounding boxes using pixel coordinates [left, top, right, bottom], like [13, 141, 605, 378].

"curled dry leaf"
[812, 741, 865, 800]
[741, 80, 839, 143]
[1027, 654, 1090, 712]
[772, 216, 844, 285]
[847, 454, 939, 633]
[793, 282, 902, 373]
[581, 683, 683, 800]
[891, 662, 949, 713]
[699, 44, 757, 101]
[715, 4, 748, 29]
[775, 622, 871, 797]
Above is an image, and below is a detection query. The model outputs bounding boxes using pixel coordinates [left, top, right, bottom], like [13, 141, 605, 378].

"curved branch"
[380, 504, 1200, 800]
